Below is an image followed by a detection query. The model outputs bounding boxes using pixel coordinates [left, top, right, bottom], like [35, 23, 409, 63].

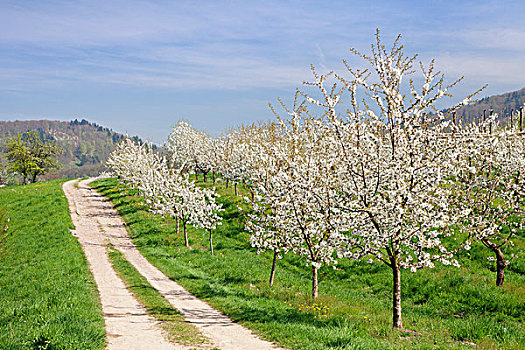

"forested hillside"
[0, 119, 145, 181]
[448, 87, 525, 123]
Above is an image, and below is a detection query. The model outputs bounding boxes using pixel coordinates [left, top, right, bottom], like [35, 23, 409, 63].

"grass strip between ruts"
[107, 244, 211, 348]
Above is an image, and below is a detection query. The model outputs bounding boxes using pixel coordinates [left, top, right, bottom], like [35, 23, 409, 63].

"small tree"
[294, 31, 481, 329]
[456, 125, 524, 286]
[190, 186, 223, 255]
[4, 131, 63, 184]
[230, 122, 291, 286]
[166, 120, 216, 181]
[217, 129, 253, 196]
[246, 113, 347, 299]
[245, 204, 288, 286]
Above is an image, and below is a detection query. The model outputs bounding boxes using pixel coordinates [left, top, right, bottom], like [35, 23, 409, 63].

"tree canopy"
[4, 131, 63, 184]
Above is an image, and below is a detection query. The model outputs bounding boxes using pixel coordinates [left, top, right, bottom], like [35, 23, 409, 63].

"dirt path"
[64, 178, 282, 350]
[63, 179, 187, 350]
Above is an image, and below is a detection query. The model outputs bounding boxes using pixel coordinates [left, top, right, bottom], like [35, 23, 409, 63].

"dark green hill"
[0, 119, 145, 181]
[448, 87, 525, 124]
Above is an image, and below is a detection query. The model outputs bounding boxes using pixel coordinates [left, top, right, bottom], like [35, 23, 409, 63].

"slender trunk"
[234, 183, 238, 196]
[392, 262, 403, 329]
[176, 217, 179, 234]
[209, 229, 214, 255]
[226, 179, 229, 188]
[514, 173, 520, 204]
[31, 173, 37, 183]
[482, 238, 507, 286]
[312, 265, 319, 299]
[183, 220, 189, 248]
[203, 172, 207, 183]
[212, 171, 216, 184]
[269, 250, 278, 286]
[195, 168, 198, 181]
[495, 247, 506, 286]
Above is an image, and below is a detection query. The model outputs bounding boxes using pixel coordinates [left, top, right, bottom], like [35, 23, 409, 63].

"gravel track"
[63, 178, 282, 350]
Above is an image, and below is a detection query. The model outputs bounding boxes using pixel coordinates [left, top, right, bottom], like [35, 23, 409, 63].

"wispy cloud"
[0, 0, 524, 139]
[0, 0, 363, 91]
[2, 0, 523, 91]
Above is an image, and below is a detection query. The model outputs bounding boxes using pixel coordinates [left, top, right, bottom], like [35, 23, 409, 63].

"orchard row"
[106, 32, 524, 330]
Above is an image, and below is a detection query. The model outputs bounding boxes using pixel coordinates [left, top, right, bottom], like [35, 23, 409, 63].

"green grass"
[0, 203, 9, 252]
[107, 245, 209, 348]
[0, 180, 105, 350]
[91, 177, 525, 350]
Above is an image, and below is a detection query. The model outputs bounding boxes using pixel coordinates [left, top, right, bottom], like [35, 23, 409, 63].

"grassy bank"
[91, 177, 525, 350]
[0, 180, 105, 350]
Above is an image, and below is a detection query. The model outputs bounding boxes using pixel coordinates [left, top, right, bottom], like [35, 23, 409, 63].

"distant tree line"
[441, 87, 525, 124]
[68, 118, 153, 148]
[0, 119, 154, 183]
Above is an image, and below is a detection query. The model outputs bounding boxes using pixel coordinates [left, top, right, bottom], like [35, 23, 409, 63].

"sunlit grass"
[0, 180, 105, 349]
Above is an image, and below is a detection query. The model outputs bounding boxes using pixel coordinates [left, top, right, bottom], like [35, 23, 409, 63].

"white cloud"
[435, 53, 525, 86]
[1, 0, 525, 140]
[459, 29, 525, 53]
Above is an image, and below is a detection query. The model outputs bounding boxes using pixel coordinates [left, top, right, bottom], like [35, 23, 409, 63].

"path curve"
[63, 179, 186, 350]
[65, 178, 282, 350]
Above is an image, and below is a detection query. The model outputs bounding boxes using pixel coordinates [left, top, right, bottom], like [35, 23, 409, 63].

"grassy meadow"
[0, 180, 105, 350]
[91, 177, 525, 350]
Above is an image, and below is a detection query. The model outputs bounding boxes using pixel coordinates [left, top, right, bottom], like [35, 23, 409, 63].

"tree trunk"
[312, 265, 319, 299]
[195, 168, 198, 181]
[269, 250, 278, 286]
[203, 172, 207, 183]
[31, 173, 37, 183]
[234, 183, 238, 196]
[495, 247, 506, 286]
[209, 229, 214, 255]
[226, 179, 229, 188]
[482, 238, 507, 286]
[183, 220, 189, 248]
[392, 263, 403, 329]
[176, 217, 179, 234]
[212, 171, 216, 184]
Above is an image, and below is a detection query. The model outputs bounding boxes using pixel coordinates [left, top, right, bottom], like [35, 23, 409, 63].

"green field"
[91, 177, 525, 350]
[0, 180, 105, 350]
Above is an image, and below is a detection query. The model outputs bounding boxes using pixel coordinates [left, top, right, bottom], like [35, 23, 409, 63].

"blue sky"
[1, 0, 524, 143]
